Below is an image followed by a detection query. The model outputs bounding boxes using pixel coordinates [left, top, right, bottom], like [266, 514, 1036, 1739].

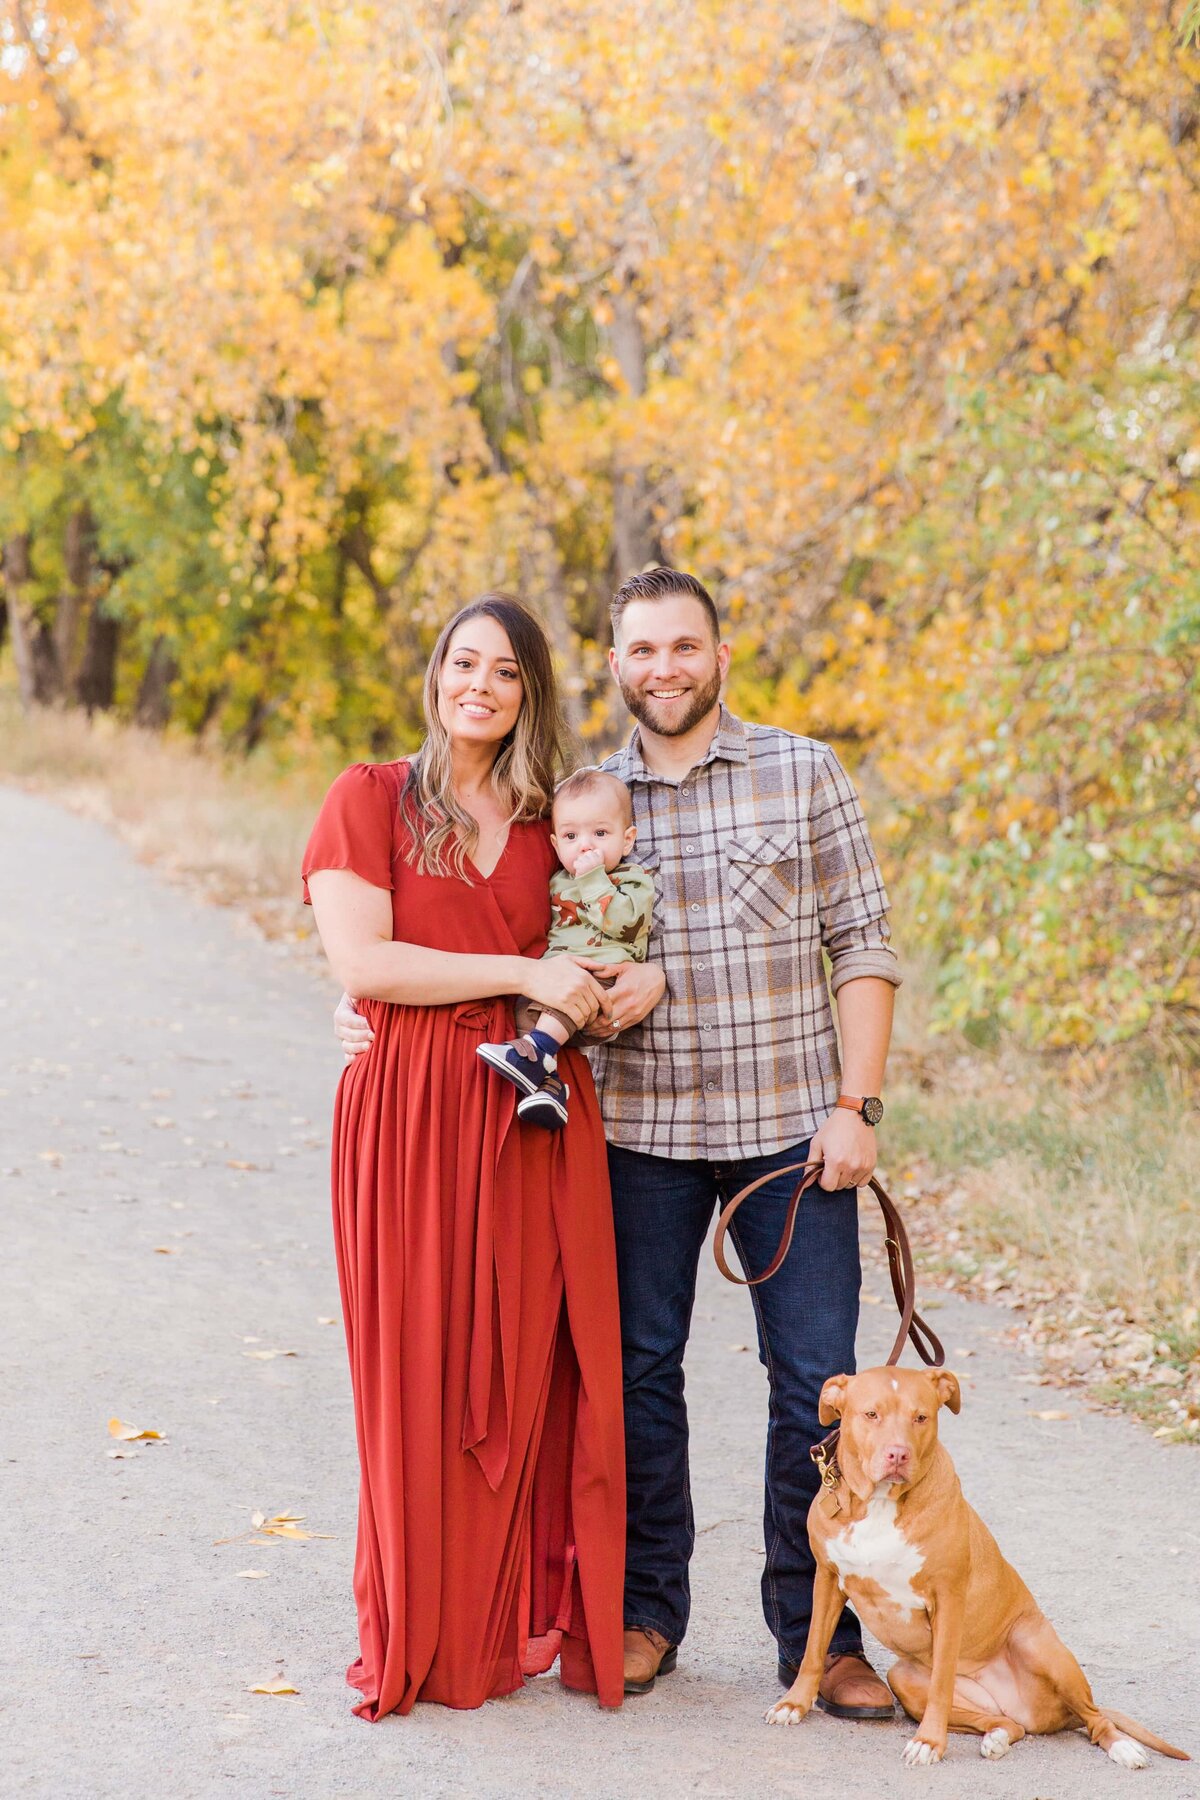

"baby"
[476, 767, 656, 1131]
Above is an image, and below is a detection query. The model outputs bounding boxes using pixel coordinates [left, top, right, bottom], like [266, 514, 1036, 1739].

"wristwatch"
[836, 1093, 884, 1127]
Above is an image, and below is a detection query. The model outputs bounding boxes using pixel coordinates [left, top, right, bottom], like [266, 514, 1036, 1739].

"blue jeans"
[607, 1138, 864, 1666]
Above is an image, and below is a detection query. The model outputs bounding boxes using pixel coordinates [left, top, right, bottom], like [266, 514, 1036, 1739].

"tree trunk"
[76, 606, 121, 713]
[609, 279, 661, 581]
[56, 504, 95, 698]
[4, 534, 60, 707]
[134, 636, 177, 728]
[518, 526, 587, 741]
[238, 693, 272, 753]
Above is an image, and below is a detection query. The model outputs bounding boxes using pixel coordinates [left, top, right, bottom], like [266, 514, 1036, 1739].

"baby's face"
[551, 794, 637, 877]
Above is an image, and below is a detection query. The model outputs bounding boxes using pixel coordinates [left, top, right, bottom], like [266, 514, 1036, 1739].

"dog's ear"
[933, 1370, 961, 1415]
[818, 1373, 851, 1426]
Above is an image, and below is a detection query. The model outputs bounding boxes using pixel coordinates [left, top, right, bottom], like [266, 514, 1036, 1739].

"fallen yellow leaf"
[108, 1417, 164, 1441]
[1031, 1409, 1072, 1421]
[217, 1510, 334, 1547]
[153, 1246, 176, 1255]
[249, 1510, 331, 1540]
[236, 1570, 270, 1579]
[248, 1680, 297, 1696]
[243, 1349, 297, 1361]
[316, 1316, 337, 1326]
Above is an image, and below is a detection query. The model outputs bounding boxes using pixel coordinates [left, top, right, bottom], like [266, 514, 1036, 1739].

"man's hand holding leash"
[808, 1105, 878, 1192]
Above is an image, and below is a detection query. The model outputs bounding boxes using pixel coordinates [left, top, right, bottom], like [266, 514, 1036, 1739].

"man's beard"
[618, 666, 723, 739]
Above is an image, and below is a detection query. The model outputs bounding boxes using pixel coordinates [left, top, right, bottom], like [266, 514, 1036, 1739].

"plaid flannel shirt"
[590, 705, 901, 1158]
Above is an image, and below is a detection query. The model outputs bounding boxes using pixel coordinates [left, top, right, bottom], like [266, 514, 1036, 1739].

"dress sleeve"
[301, 763, 399, 906]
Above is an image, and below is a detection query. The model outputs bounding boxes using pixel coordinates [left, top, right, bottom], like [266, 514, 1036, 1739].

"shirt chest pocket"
[725, 831, 802, 934]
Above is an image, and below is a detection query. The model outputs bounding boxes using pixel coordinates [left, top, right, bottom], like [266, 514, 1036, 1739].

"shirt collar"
[616, 703, 749, 785]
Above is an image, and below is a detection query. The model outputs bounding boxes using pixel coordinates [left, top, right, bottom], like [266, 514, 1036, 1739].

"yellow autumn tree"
[1, 0, 1197, 1048]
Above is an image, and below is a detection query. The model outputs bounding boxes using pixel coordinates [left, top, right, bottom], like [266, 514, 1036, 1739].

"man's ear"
[933, 1370, 961, 1415]
[819, 1373, 851, 1426]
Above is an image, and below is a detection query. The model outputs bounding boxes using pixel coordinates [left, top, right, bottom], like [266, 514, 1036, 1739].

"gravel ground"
[1, 782, 1197, 1800]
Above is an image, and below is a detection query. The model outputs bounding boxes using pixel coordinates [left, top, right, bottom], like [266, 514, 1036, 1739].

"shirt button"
[702, 1023, 712, 1031]
[705, 1079, 716, 1090]
[685, 844, 695, 853]
[695, 962, 705, 971]
[690, 903, 700, 912]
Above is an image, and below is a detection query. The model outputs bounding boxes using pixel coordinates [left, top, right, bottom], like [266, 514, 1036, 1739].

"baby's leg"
[532, 1010, 572, 1046]
[514, 996, 576, 1043]
[516, 971, 617, 1047]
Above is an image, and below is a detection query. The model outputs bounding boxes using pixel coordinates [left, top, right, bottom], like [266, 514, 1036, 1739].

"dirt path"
[2, 783, 1197, 1799]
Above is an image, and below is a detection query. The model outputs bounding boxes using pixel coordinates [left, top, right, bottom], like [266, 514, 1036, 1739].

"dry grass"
[0, 691, 341, 944]
[881, 963, 1200, 1439]
[3, 692, 1196, 1438]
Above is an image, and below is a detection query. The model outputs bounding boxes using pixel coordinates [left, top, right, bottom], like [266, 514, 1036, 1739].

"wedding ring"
[611, 1016, 622, 1032]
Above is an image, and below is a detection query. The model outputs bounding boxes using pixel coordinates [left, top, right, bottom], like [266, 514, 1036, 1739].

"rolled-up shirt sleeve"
[810, 745, 902, 993]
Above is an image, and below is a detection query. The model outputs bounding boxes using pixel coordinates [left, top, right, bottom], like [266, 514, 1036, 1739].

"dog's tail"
[1103, 1709, 1190, 1761]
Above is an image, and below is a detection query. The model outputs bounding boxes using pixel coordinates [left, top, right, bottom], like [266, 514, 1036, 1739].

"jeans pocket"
[725, 831, 802, 933]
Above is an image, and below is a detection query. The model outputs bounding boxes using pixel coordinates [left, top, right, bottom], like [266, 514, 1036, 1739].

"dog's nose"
[882, 1443, 912, 1475]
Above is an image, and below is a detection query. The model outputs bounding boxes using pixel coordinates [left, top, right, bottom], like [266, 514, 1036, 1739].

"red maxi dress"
[302, 762, 626, 1718]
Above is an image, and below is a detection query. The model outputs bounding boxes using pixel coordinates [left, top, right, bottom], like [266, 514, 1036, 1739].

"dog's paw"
[1107, 1738, 1149, 1770]
[765, 1699, 808, 1727]
[902, 1736, 944, 1767]
[980, 1727, 1012, 1760]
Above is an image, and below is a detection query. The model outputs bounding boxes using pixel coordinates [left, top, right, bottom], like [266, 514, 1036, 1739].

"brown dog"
[767, 1366, 1189, 1768]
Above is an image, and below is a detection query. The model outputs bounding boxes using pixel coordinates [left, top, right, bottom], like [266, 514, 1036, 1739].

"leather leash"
[712, 1158, 945, 1491]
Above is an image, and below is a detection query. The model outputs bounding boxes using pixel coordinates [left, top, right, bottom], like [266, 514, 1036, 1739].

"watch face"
[862, 1096, 885, 1126]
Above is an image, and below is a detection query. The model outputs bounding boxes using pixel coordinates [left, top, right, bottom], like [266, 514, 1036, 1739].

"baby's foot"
[517, 1071, 570, 1131]
[476, 1035, 555, 1096]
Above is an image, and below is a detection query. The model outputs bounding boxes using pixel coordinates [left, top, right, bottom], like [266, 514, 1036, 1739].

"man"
[336, 567, 900, 1716]
[576, 568, 900, 1713]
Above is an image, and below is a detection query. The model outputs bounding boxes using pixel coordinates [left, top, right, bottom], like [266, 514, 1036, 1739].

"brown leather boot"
[622, 1627, 678, 1696]
[815, 1650, 895, 1720]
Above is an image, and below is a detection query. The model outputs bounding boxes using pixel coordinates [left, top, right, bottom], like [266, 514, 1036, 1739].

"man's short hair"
[552, 766, 633, 827]
[610, 566, 721, 645]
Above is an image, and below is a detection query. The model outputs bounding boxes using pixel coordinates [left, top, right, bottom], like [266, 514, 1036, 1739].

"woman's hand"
[577, 960, 665, 1040]
[334, 991, 373, 1062]
[522, 956, 610, 1030]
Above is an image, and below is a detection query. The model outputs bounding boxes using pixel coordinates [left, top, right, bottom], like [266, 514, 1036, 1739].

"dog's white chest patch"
[828, 1487, 924, 1613]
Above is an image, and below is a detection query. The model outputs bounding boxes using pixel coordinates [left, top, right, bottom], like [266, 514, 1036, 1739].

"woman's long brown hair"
[399, 594, 570, 879]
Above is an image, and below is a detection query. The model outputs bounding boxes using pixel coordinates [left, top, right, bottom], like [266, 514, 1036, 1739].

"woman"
[303, 595, 630, 1719]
